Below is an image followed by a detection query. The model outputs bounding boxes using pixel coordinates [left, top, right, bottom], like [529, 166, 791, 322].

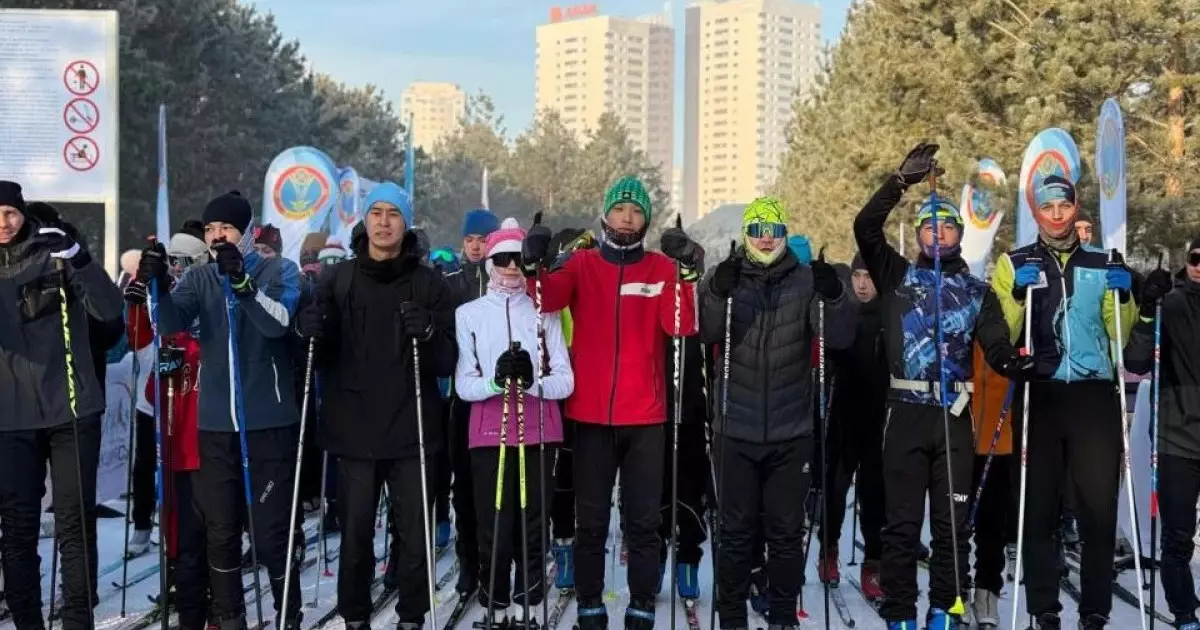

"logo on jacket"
[273, 165, 331, 221]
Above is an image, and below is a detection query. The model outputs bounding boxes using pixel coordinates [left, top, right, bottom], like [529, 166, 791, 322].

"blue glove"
[1011, 263, 1042, 301]
[1106, 266, 1132, 303]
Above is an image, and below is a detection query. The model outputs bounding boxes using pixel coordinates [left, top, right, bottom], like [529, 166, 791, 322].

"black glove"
[295, 302, 326, 338]
[709, 240, 742, 299]
[138, 241, 170, 285]
[1139, 268, 1173, 317]
[522, 212, 553, 276]
[158, 346, 185, 375]
[35, 226, 91, 269]
[999, 348, 1037, 381]
[400, 301, 433, 341]
[212, 240, 245, 279]
[124, 280, 148, 305]
[494, 346, 534, 391]
[811, 247, 843, 299]
[896, 142, 940, 187]
[660, 216, 703, 277]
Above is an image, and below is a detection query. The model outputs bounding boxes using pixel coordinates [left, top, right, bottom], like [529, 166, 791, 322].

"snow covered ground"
[5, 497, 1161, 630]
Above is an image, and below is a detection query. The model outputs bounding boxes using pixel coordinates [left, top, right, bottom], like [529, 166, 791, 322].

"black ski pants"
[448, 396, 478, 591]
[194, 427, 300, 624]
[970, 454, 1017, 595]
[574, 422, 663, 602]
[550, 409, 576, 541]
[714, 436, 812, 628]
[471, 446, 550, 609]
[658, 421, 709, 566]
[172, 471, 211, 630]
[1158, 453, 1200, 625]
[133, 410, 158, 531]
[879, 401, 973, 623]
[1018, 380, 1121, 619]
[0, 416, 101, 630]
[820, 403, 885, 562]
[336, 455, 434, 625]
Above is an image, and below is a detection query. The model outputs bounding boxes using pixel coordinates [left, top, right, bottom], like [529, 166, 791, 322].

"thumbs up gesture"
[521, 211, 553, 276]
[811, 245, 843, 300]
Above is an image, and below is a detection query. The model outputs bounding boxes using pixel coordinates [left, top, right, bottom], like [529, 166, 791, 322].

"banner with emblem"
[1096, 98, 1127, 255]
[331, 167, 362, 249]
[1016, 128, 1081, 248]
[960, 158, 1007, 279]
[261, 146, 339, 265]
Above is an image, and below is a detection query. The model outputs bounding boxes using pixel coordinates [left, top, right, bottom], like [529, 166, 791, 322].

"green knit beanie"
[603, 176, 652, 223]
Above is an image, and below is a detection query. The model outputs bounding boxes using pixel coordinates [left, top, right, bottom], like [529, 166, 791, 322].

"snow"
[3, 496, 1158, 630]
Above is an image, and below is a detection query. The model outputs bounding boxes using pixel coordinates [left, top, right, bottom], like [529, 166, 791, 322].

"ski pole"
[120, 303, 141, 617]
[487, 357, 513, 630]
[1011, 258, 1042, 630]
[1149, 253, 1164, 630]
[280, 338, 316, 628]
[533, 241, 550, 626]
[1109, 249, 1148, 630]
[150, 277, 170, 630]
[708, 241, 735, 630]
[223, 278, 266, 628]
[317, 451, 332, 585]
[818, 286, 830, 630]
[411, 338, 439, 630]
[968, 382, 1016, 530]
[47, 536, 58, 626]
[928, 164, 967, 618]
[52, 257, 96, 630]
[847, 479, 858, 567]
[516, 369, 530, 626]
[669, 248, 684, 630]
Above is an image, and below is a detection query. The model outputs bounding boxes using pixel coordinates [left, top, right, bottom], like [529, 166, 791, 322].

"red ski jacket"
[127, 306, 201, 472]
[529, 246, 698, 426]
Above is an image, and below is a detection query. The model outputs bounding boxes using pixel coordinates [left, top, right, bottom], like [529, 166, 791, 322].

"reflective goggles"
[744, 222, 787, 239]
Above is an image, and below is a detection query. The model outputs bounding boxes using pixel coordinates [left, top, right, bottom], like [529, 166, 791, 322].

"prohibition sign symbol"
[64, 60, 99, 96]
[63, 98, 100, 134]
[63, 136, 100, 172]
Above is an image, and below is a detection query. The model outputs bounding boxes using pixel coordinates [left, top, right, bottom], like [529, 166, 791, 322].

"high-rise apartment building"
[535, 6, 675, 183]
[683, 0, 822, 222]
[401, 82, 467, 154]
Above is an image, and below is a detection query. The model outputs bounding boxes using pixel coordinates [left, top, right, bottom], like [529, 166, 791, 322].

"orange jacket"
[972, 343, 1014, 455]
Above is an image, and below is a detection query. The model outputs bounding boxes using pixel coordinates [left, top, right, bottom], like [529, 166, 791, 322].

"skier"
[698, 197, 853, 629]
[294, 182, 456, 630]
[0, 180, 123, 630]
[816, 251, 888, 603]
[991, 174, 1137, 629]
[455, 217, 574, 628]
[443, 208, 502, 597]
[136, 190, 304, 630]
[254, 225, 283, 259]
[657, 333, 710, 601]
[124, 223, 212, 628]
[852, 144, 1035, 630]
[1073, 212, 1094, 247]
[1124, 239, 1200, 629]
[519, 176, 701, 629]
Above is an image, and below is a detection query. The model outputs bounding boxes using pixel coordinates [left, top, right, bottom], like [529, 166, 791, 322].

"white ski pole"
[1011, 260, 1045, 630]
[413, 340, 439, 629]
[280, 338, 316, 628]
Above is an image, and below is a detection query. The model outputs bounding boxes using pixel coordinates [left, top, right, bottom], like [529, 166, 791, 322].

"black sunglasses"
[1188, 252, 1200, 267]
[491, 252, 521, 268]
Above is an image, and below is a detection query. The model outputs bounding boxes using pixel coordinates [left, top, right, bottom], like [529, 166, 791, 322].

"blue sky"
[249, 0, 852, 139]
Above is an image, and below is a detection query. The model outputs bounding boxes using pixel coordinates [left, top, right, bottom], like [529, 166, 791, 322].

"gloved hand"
[895, 142, 940, 187]
[999, 348, 1037, 381]
[811, 246, 843, 299]
[1139, 268, 1173, 317]
[158, 346, 185, 375]
[36, 226, 91, 269]
[521, 212, 553, 276]
[138, 241, 170, 285]
[1011, 261, 1043, 301]
[494, 346, 534, 391]
[212, 240, 245, 280]
[400, 301, 433, 341]
[1105, 264, 1133, 303]
[295, 302, 326, 338]
[660, 216, 703, 280]
[709, 240, 742, 299]
[124, 280, 148, 305]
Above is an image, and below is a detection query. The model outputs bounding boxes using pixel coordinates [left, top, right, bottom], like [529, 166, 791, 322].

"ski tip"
[797, 608, 809, 619]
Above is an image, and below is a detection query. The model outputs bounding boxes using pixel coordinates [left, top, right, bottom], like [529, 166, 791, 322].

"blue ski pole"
[150, 276, 170, 630]
[967, 382, 1016, 529]
[1149, 252, 1165, 629]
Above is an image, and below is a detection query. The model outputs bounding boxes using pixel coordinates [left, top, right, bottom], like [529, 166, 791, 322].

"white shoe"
[128, 529, 152, 557]
[973, 588, 1000, 627]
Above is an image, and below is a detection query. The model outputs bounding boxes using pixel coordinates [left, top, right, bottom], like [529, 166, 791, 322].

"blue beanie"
[788, 235, 812, 264]
[363, 182, 413, 229]
[462, 209, 500, 238]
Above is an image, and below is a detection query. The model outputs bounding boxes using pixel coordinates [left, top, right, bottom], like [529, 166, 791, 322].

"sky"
[249, 0, 853, 142]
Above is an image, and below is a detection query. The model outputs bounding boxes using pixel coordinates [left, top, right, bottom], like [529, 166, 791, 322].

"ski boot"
[1060, 516, 1080, 547]
[817, 547, 839, 584]
[1077, 614, 1107, 629]
[749, 566, 769, 615]
[278, 612, 303, 630]
[128, 529, 153, 557]
[926, 607, 959, 630]
[1030, 613, 1061, 629]
[552, 539, 574, 589]
[435, 520, 452, 551]
[573, 597, 606, 630]
[972, 588, 1000, 629]
[1005, 543, 1018, 581]
[509, 606, 541, 630]
[676, 563, 699, 600]
[860, 560, 883, 601]
[344, 622, 371, 630]
[887, 621, 917, 630]
[472, 608, 508, 629]
[623, 595, 654, 630]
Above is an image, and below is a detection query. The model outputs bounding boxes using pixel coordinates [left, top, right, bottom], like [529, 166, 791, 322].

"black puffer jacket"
[445, 258, 487, 306]
[698, 252, 854, 444]
[829, 296, 889, 426]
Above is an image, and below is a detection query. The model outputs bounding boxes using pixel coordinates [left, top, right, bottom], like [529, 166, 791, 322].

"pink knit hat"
[485, 217, 525, 257]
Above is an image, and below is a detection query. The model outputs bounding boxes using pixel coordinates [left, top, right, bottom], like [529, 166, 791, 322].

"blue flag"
[405, 114, 415, 201]
[156, 105, 170, 244]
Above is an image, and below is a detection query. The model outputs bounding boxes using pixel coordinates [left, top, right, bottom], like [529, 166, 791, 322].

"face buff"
[913, 195, 963, 260]
[742, 196, 789, 266]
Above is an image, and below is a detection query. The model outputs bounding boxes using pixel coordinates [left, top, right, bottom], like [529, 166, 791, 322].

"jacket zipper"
[1051, 252, 1072, 383]
[606, 252, 627, 426]
[270, 358, 282, 403]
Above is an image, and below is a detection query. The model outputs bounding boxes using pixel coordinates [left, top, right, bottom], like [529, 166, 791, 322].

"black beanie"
[0, 181, 26, 213]
[180, 219, 204, 241]
[1189, 235, 1200, 252]
[203, 191, 252, 234]
[852, 252, 867, 271]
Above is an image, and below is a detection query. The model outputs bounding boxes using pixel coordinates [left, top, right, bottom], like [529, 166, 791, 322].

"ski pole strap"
[889, 378, 974, 416]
